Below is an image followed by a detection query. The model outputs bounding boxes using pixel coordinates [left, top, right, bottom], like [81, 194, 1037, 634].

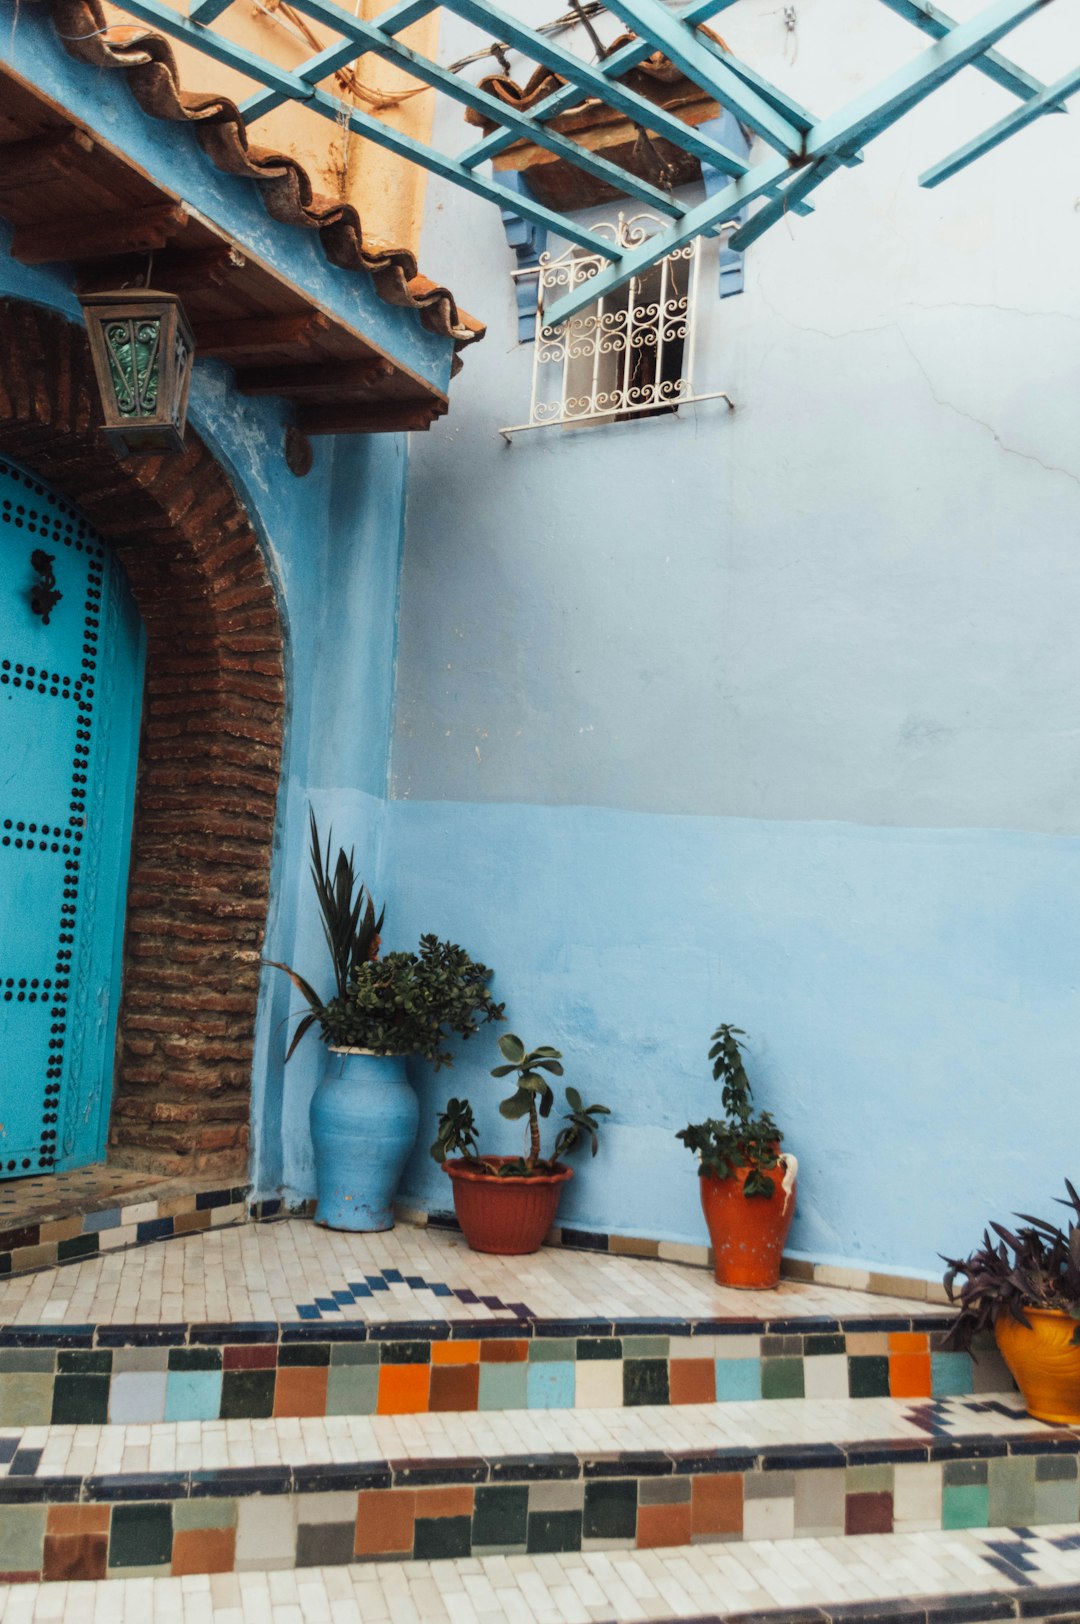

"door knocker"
[29, 550, 62, 625]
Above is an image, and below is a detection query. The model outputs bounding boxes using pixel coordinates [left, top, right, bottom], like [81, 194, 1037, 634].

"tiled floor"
[2, 1526, 1080, 1621]
[0, 1394, 1041, 1478]
[0, 1167, 160, 1226]
[0, 1219, 933, 1327]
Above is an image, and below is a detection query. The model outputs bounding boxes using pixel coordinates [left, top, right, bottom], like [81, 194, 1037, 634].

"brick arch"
[0, 296, 284, 1177]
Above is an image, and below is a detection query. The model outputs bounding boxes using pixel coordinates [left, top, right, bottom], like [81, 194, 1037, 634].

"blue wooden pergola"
[94, 0, 1073, 327]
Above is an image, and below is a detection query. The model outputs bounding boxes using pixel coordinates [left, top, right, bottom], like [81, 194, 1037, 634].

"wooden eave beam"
[75, 245, 249, 295]
[193, 313, 332, 356]
[235, 358, 394, 396]
[10, 202, 188, 265]
[0, 128, 95, 192]
[296, 399, 446, 433]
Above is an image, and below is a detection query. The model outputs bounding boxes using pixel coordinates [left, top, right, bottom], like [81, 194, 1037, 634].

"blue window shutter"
[498, 170, 548, 342]
[698, 112, 752, 298]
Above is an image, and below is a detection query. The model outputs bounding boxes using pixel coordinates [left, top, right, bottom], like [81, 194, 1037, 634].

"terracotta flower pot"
[994, 1307, 1080, 1425]
[699, 1153, 797, 1290]
[446, 1156, 572, 1255]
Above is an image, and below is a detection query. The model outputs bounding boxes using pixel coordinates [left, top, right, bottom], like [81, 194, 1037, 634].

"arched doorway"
[0, 455, 144, 1176]
[0, 296, 285, 1179]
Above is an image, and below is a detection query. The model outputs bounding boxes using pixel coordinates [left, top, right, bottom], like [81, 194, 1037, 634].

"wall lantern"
[79, 288, 195, 456]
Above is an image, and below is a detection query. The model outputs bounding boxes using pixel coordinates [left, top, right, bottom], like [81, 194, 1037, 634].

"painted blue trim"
[699, 113, 751, 299]
[498, 173, 547, 343]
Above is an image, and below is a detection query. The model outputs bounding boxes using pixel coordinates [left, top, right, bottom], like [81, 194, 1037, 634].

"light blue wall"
[380, 3, 1080, 1277]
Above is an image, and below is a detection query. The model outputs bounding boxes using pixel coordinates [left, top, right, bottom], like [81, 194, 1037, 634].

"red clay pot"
[446, 1156, 573, 1255]
[699, 1153, 797, 1289]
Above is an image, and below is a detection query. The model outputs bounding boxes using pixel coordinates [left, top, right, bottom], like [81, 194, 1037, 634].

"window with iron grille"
[501, 212, 732, 438]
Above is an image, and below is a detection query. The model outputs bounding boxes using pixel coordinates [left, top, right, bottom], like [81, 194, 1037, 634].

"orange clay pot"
[446, 1156, 573, 1255]
[699, 1153, 797, 1290]
[994, 1308, 1080, 1425]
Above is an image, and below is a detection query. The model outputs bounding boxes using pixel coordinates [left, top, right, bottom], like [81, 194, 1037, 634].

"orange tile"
[377, 1363, 431, 1415]
[42, 1534, 107, 1582]
[429, 1363, 480, 1412]
[355, 1490, 416, 1557]
[432, 1341, 480, 1365]
[889, 1353, 932, 1398]
[691, 1474, 743, 1538]
[480, 1340, 528, 1363]
[669, 1359, 716, 1406]
[171, 1528, 236, 1576]
[637, 1502, 693, 1549]
[415, 1486, 475, 1519]
[888, 1332, 929, 1355]
[273, 1365, 329, 1417]
[47, 1505, 111, 1536]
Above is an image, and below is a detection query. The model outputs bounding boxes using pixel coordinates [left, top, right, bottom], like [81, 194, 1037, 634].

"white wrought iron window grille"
[500, 213, 734, 439]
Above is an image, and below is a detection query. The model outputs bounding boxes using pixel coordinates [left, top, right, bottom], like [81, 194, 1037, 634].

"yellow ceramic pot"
[994, 1307, 1080, 1425]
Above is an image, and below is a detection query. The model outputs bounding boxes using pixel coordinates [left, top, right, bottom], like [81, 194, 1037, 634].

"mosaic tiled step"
[0, 1181, 250, 1278]
[0, 1316, 1008, 1425]
[6, 1527, 1080, 1620]
[0, 1396, 1076, 1579]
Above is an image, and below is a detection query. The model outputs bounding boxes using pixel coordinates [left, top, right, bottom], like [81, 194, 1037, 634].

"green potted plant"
[676, 1024, 797, 1289]
[942, 1181, 1080, 1424]
[268, 813, 502, 1232]
[430, 1034, 610, 1254]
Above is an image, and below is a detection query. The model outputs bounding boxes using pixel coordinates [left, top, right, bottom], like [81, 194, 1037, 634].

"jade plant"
[941, 1181, 1080, 1353]
[268, 812, 502, 1066]
[430, 1034, 610, 1176]
[676, 1024, 784, 1197]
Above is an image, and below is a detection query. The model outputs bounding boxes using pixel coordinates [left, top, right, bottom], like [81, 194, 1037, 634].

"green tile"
[220, 1370, 275, 1419]
[329, 1343, 379, 1366]
[174, 1498, 238, 1532]
[326, 1363, 379, 1416]
[473, 1486, 529, 1550]
[58, 1350, 112, 1374]
[942, 1482, 989, 1529]
[0, 1373, 53, 1425]
[583, 1479, 637, 1541]
[761, 1358, 805, 1400]
[413, 1516, 472, 1560]
[529, 1340, 575, 1363]
[109, 1504, 174, 1570]
[846, 1465, 892, 1494]
[380, 1342, 431, 1365]
[622, 1337, 669, 1359]
[478, 1363, 528, 1410]
[848, 1357, 890, 1398]
[1037, 1455, 1079, 1481]
[168, 1348, 222, 1371]
[0, 1351, 54, 1372]
[988, 1457, 1036, 1527]
[51, 1374, 109, 1424]
[806, 1335, 846, 1356]
[1034, 1475, 1080, 1526]
[623, 1359, 669, 1407]
[577, 1339, 622, 1361]
[280, 1344, 330, 1367]
[526, 1510, 582, 1554]
[943, 1460, 988, 1487]
[0, 1505, 45, 1573]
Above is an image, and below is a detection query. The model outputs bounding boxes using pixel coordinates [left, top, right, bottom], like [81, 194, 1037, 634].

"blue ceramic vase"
[310, 1049, 419, 1231]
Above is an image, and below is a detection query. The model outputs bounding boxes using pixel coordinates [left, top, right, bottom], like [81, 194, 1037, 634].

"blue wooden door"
[0, 455, 144, 1178]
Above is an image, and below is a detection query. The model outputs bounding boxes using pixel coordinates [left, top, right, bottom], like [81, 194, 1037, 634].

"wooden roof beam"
[235, 359, 394, 397]
[11, 202, 189, 265]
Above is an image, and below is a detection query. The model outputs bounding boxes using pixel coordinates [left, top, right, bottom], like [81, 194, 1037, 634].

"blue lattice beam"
[544, 0, 1058, 327]
[921, 61, 1080, 185]
[876, 0, 1069, 109]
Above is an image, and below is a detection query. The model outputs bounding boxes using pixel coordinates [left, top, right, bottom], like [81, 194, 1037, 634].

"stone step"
[0, 1394, 1075, 1580]
[0, 1311, 1007, 1427]
[4, 1526, 1080, 1617]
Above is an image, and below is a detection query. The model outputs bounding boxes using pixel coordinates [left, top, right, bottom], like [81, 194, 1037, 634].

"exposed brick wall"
[0, 296, 284, 1177]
